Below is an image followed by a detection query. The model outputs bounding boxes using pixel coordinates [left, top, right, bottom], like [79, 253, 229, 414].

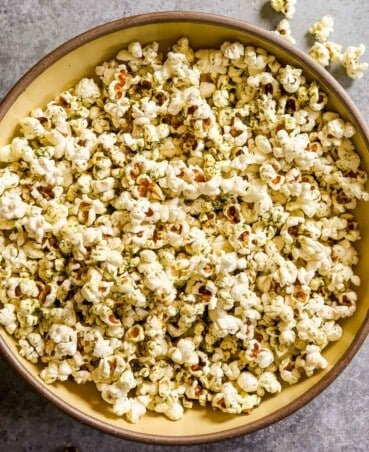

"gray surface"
[0, 1, 368, 451]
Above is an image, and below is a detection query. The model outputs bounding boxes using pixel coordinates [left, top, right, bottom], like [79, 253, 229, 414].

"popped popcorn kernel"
[274, 18, 296, 44]
[270, 0, 297, 19]
[309, 15, 334, 43]
[309, 42, 331, 67]
[341, 44, 369, 80]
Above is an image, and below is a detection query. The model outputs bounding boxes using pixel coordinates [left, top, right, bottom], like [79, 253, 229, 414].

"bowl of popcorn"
[0, 11, 369, 445]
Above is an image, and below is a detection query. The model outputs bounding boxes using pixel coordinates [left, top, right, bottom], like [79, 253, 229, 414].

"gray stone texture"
[0, 1, 368, 451]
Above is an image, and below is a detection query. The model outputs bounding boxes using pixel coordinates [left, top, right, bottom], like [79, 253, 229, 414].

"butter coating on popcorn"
[0, 38, 368, 424]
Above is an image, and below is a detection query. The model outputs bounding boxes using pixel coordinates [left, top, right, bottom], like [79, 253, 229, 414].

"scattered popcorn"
[274, 18, 296, 44]
[325, 41, 344, 63]
[309, 15, 334, 43]
[341, 44, 369, 80]
[270, 0, 297, 19]
[308, 40, 344, 69]
[307, 16, 367, 79]
[309, 42, 331, 67]
[0, 38, 367, 424]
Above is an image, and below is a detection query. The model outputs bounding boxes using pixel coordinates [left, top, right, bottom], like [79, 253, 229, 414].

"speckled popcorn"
[270, 0, 297, 19]
[307, 15, 368, 79]
[0, 37, 368, 423]
[274, 18, 296, 44]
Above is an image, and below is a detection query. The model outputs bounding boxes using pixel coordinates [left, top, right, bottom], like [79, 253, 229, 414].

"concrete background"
[0, 1, 368, 451]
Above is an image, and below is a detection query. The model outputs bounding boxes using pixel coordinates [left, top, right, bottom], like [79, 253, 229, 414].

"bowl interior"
[0, 15, 369, 444]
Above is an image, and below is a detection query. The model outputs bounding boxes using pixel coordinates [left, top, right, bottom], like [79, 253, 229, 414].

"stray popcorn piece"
[309, 41, 343, 68]
[341, 44, 369, 80]
[325, 41, 344, 63]
[309, 15, 334, 43]
[270, 0, 297, 19]
[274, 19, 296, 44]
[0, 36, 367, 424]
[309, 42, 331, 67]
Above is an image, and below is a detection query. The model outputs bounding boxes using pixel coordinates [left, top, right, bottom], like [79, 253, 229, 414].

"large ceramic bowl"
[0, 11, 368, 445]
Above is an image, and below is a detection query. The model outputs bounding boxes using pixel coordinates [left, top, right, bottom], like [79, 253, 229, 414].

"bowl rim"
[0, 10, 369, 446]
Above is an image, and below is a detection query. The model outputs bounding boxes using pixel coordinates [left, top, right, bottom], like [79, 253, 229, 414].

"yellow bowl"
[0, 11, 369, 445]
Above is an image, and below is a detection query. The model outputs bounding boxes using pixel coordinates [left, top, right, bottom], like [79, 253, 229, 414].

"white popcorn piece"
[341, 44, 368, 79]
[270, 0, 297, 19]
[278, 65, 302, 93]
[19, 117, 46, 139]
[164, 401, 184, 421]
[309, 40, 344, 68]
[48, 324, 77, 358]
[221, 41, 245, 60]
[279, 358, 301, 384]
[309, 15, 334, 43]
[237, 371, 259, 392]
[258, 372, 282, 394]
[0, 144, 22, 163]
[126, 399, 147, 423]
[74, 78, 101, 105]
[309, 42, 331, 67]
[0, 169, 20, 195]
[128, 41, 143, 59]
[296, 344, 328, 377]
[0, 304, 17, 334]
[274, 19, 296, 44]
[169, 338, 198, 367]
[0, 190, 27, 220]
[325, 41, 344, 63]
[255, 349, 275, 369]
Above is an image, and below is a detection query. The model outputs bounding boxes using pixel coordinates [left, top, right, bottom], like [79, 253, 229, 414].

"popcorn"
[279, 358, 301, 384]
[309, 41, 343, 68]
[128, 41, 143, 59]
[308, 19, 367, 80]
[164, 401, 184, 421]
[74, 78, 101, 106]
[0, 38, 367, 424]
[296, 344, 328, 377]
[19, 117, 46, 139]
[212, 382, 244, 414]
[0, 304, 17, 334]
[270, 0, 297, 19]
[0, 144, 22, 163]
[0, 190, 27, 219]
[341, 44, 368, 80]
[274, 19, 296, 44]
[221, 41, 245, 60]
[125, 398, 147, 423]
[48, 324, 77, 358]
[255, 349, 275, 369]
[237, 371, 259, 392]
[258, 372, 282, 394]
[169, 338, 199, 367]
[325, 42, 344, 64]
[278, 65, 302, 93]
[309, 15, 334, 43]
[309, 42, 331, 67]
